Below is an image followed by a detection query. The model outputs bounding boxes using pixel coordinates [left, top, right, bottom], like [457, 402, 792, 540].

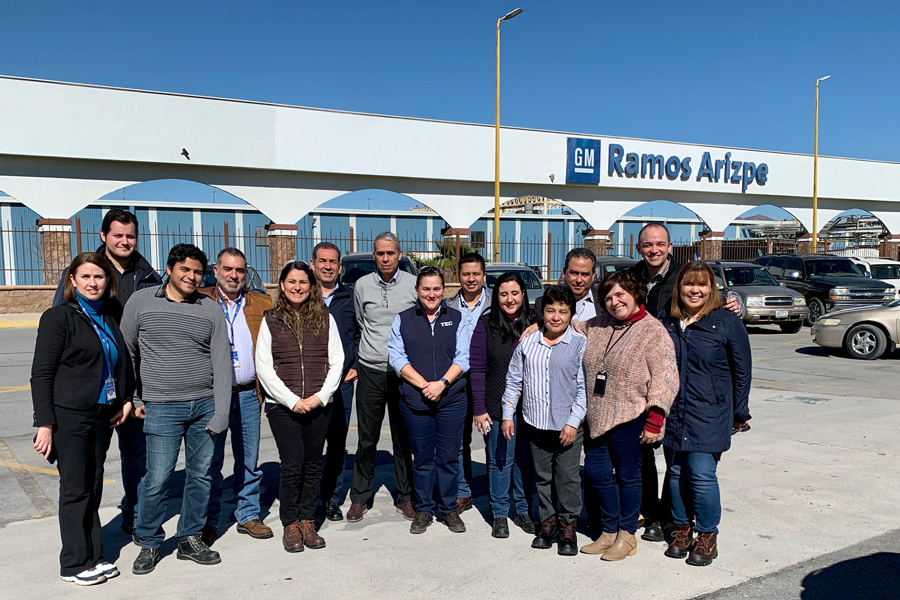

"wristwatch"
[440, 378, 450, 389]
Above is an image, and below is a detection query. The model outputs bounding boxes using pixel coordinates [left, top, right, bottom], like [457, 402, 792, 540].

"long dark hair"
[274, 260, 329, 339]
[486, 272, 534, 343]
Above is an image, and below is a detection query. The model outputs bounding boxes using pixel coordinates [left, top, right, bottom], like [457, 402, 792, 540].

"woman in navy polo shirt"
[388, 267, 472, 535]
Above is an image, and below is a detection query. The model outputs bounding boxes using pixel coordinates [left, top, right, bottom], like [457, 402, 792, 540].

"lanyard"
[600, 321, 634, 369]
[85, 313, 116, 374]
[217, 289, 244, 346]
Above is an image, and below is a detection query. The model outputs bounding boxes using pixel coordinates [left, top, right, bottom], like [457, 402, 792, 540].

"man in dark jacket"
[628, 223, 742, 543]
[52, 209, 161, 536]
[311, 242, 360, 522]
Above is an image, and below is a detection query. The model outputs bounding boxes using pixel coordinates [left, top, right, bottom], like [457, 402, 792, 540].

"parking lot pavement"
[1, 322, 899, 599]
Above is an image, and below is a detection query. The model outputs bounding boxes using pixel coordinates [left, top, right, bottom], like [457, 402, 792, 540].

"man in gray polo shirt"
[121, 243, 231, 575]
[346, 232, 417, 523]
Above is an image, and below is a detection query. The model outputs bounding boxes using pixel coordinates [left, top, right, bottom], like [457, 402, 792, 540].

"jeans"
[268, 403, 331, 524]
[664, 447, 721, 534]
[456, 400, 473, 499]
[54, 404, 114, 576]
[483, 414, 528, 519]
[135, 397, 217, 549]
[583, 415, 645, 534]
[115, 414, 145, 528]
[321, 380, 355, 505]
[399, 395, 466, 516]
[207, 389, 263, 527]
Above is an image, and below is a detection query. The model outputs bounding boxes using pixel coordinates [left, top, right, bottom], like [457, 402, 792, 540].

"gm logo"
[566, 138, 602, 185]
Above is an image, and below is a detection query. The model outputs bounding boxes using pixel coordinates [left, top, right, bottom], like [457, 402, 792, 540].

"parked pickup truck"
[754, 254, 895, 324]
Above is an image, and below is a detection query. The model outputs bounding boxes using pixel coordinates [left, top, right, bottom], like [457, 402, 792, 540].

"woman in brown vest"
[255, 261, 344, 552]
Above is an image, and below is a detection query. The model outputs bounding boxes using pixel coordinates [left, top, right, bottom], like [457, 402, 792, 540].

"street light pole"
[494, 7, 523, 263]
[812, 74, 830, 254]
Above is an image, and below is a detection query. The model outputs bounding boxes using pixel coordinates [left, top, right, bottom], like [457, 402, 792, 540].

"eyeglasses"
[381, 285, 388, 308]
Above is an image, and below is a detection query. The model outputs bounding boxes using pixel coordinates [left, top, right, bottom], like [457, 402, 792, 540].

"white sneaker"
[95, 561, 120, 579]
[60, 567, 107, 586]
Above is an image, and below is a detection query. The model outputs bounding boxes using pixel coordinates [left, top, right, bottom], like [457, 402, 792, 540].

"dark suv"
[755, 254, 895, 324]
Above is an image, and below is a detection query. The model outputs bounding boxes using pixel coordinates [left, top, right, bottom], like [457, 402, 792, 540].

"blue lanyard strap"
[85, 313, 116, 371]
[217, 289, 244, 346]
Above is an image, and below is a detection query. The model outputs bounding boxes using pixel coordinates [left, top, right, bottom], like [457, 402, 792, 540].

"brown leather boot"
[300, 520, 326, 549]
[580, 531, 616, 555]
[687, 532, 718, 566]
[665, 524, 693, 559]
[601, 530, 637, 561]
[282, 522, 303, 553]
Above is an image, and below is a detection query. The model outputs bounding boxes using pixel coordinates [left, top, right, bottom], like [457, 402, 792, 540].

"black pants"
[528, 423, 583, 524]
[641, 443, 671, 525]
[349, 364, 413, 506]
[320, 381, 354, 505]
[53, 404, 114, 576]
[115, 413, 145, 525]
[267, 403, 330, 524]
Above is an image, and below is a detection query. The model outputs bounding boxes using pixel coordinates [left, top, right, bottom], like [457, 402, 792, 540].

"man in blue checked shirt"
[501, 285, 587, 557]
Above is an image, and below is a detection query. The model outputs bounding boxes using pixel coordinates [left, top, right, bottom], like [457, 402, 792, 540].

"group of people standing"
[31, 212, 751, 586]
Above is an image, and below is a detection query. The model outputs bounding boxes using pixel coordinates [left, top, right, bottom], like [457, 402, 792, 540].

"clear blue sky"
[2, 0, 896, 221]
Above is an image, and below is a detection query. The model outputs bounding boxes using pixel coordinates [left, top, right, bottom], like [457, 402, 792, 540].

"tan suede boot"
[601, 530, 637, 561]
[580, 531, 617, 555]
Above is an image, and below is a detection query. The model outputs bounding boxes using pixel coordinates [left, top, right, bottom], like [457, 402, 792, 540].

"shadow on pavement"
[801, 552, 900, 599]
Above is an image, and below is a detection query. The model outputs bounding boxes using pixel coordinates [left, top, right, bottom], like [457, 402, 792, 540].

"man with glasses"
[346, 232, 417, 523]
[448, 252, 490, 514]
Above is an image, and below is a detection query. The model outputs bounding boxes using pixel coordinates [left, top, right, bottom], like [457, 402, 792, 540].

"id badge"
[231, 349, 240, 369]
[105, 376, 116, 402]
[594, 373, 607, 396]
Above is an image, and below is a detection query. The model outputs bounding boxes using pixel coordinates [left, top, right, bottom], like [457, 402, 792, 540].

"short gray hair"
[373, 231, 401, 252]
[216, 247, 246, 265]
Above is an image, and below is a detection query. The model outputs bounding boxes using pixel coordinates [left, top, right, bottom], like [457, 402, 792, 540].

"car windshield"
[805, 259, 866, 277]
[871, 265, 900, 280]
[723, 266, 779, 287]
[485, 268, 544, 290]
[340, 258, 416, 285]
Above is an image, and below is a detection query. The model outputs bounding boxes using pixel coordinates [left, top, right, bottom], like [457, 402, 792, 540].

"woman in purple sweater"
[469, 272, 536, 539]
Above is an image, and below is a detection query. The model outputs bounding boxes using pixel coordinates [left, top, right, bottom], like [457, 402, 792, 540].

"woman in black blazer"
[31, 252, 135, 586]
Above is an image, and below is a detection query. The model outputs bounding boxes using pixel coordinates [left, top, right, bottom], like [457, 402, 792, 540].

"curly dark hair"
[597, 270, 648, 309]
[540, 285, 576, 315]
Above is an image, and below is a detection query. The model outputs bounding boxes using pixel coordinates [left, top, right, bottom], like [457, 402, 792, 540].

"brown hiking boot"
[346, 503, 367, 523]
[665, 524, 693, 559]
[282, 522, 303, 553]
[299, 520, 326, 549]
[687, 532, 718, 566]
[237, 518, 274, 539]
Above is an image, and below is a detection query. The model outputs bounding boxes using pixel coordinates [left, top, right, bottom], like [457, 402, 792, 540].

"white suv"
[849, 257, 900, 300]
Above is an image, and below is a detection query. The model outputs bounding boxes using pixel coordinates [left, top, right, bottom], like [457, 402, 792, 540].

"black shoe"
[641, 521, 665, 542]
[325, 501, 344, 522]
[491, 518, 510, 539]
[443, 510, 466, 533]
[514, 513, 535, 535]
[558, 519, 578, 556]
[410, 511, 433, 534]
[532, 517, 559, 549]
[132, 547, 160, 575]
[176, 535, 222, 565]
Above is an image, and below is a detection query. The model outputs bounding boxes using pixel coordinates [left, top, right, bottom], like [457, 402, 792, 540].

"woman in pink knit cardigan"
[575, 269, 679, 561]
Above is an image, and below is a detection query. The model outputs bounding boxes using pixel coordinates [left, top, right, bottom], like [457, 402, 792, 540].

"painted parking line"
[349, 425, 392, 436]
[0, 459, 114, 484]
[0, 320, 39, 328]
[0, 385, 30, 394]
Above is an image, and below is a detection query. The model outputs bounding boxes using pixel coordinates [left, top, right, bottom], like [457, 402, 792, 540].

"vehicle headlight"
[793, 297, 806, 306]
[884, 288, 895, 295]
[745, 296, 764, 306]
[816, 318, 841, 327]
[829, 287, 850, 301]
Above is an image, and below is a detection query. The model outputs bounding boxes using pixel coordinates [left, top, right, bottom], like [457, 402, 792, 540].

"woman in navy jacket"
[660, 261, 751, 568]
[387, 267, 472, 535]
[31, 253, 135, 586]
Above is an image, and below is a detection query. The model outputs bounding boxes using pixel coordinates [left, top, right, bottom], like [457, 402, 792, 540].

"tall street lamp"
[812, 74, 831, 254]
[494, 7, 523, 263]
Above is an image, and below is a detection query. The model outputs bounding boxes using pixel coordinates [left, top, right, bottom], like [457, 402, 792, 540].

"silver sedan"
[810, 300, 900, 359]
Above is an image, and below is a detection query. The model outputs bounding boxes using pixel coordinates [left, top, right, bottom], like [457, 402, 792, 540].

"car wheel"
[779, 321, 803, 334]
[806, 298, 825, 325]
[844, 324, 887, 360]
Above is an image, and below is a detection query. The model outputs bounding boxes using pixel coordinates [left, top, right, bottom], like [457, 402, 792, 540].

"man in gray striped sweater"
[121, 244, 232, 575]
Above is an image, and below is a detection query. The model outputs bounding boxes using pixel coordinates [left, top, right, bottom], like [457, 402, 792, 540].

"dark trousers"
[115, 414, 145, 527]
[399, 395, 466, 515]
[528, 422, 583, 523]
[53, 404, 114, 576]
[267, 403, 331, 524]
[641, 443, 671, 525]
[321, 380, 355, 505]
[584, 415, 645, 534]
[349, 364, 413, 506]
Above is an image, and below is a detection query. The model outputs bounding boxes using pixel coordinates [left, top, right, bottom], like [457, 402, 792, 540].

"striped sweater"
[121, 285, 232, 433]
[577, 312, 679, 438]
